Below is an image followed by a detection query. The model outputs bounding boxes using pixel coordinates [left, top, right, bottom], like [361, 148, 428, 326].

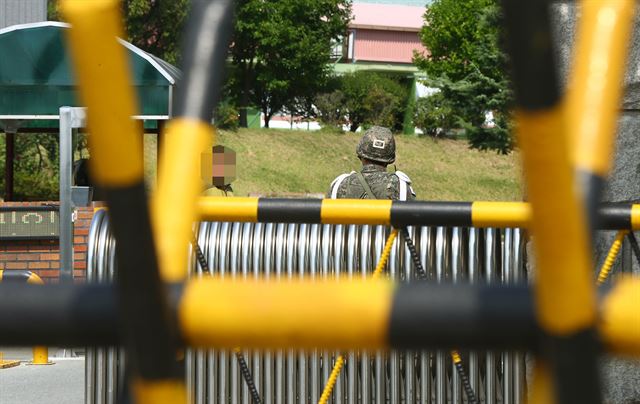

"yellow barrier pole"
[171, 277, 640, 356]
[153, 119, 213, 282]
[567, 0, 636, 196]
[318, 229, 398, 404]
[152, 0, 235, 283]
[61, 1, 186, 402]
[197, 196, 640, 230]
[599, 276, 640, 355]
[26, 272, 51, 365]
[0, 270, 51, 366]
[501, 0, 600, 402]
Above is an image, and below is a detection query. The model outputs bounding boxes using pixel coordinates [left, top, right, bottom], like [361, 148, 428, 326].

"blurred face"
[212, 145, 236, 187]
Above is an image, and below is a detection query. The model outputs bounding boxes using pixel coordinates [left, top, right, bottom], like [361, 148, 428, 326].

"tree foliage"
[229, 0, 351, 127]
[414, 0, 513, 153]
[1, 134, 60, 201]
[47, 0, 189, 65]
[123, 0, 190, 65]
[316, 72, 410, 132]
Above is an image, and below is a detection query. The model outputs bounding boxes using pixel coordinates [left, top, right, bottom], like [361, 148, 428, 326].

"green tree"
[4, 134, 60, 201]
[123, 0, 190, 65]
[48, 0, 189, 65]
[229, 0, 351, 128]
[414, 0, 513, 153]
[328, 71, 408, 132]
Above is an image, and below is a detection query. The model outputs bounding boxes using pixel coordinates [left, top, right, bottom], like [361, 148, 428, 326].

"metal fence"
[86, 211, 527, 404]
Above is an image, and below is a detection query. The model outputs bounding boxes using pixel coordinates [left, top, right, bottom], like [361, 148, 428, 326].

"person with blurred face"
[203, 145, 236, 196]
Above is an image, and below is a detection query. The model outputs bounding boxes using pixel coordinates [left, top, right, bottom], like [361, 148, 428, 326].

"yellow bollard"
[30, 346, 52, 365]
[25, 273, 53, 365]
[0, 351, 21, 369]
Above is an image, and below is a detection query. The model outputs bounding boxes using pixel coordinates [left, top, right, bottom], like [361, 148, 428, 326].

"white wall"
[0, 0, 46, 29]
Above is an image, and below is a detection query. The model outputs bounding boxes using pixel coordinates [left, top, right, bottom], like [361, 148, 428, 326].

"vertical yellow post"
[153, 120, 213, 282]
[151, 0, 235, 283]
[500, 0, 605, 402]
[30, 347, 51, 365]
[0, 351, 20, 369]
[567, 0, 636, 176]
[61, 1, 186, 403]
[25, 272, 52, 365]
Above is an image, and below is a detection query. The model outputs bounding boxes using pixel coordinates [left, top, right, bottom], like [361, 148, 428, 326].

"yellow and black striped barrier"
[197, 197, 640, 229]
[500, 0, 637, 402]
[61, 1, 188, 402]
[0, 278, 638, 356]
[0, 270, 50, 365]
[50, 0, 640, 403]
[152, 0, 235, 283]
[0, 269, 44, 285]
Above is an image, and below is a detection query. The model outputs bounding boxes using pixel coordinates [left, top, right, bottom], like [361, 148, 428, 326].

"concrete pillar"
[551, 3, 640, 402]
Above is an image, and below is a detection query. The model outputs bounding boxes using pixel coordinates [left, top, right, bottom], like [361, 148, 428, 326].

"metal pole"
[435, 227, 447, 404]
[389, 228, 400, 404]
[404, 227, 416, 403]
[419, 226, 432, 404]
[347, 225, 357, 404]
[513, 229, 525, 404]
[468, 228, 480, 399]
[485, 228, 497, 404]
[503, 229, 514, 404]
[373, 225, 385, 404]
[59, 107, 75, 282]
[451, 227, 463, 404]
[4, 130, 14, 201]
[360, 225, 371, 404]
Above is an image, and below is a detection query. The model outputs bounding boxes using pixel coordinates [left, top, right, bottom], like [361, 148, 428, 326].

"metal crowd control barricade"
[86, 212, 527, 404]
[85, 208, 123, 404]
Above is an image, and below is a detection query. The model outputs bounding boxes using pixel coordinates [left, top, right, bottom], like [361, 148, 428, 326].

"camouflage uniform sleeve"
[336, 178, 349, 199]
[387, 175, 400, 200]
[393, 171, 416, 200]
[328, 174, 349, 199]
[327, 174, 354, 199]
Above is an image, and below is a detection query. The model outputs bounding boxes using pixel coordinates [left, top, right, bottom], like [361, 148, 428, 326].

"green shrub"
[314, 90, 347, 129]
[342, 71, 408, 131]
[2, 133, 60, 201]
[316, 72, 410, 132]
[214, 101, 240, 131]
[413, 93, 458, 137]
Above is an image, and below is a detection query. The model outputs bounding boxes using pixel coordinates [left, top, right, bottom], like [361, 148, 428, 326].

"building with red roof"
[341, 2, 427, 65]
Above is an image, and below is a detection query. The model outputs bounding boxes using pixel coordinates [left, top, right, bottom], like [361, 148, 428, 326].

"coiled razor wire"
[87, 214, 529, 404]
[191, 232, 263, 404]
[400, 227, 478, 404]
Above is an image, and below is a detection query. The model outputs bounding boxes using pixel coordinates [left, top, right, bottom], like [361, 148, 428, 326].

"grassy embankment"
[144, 128, 522, 201]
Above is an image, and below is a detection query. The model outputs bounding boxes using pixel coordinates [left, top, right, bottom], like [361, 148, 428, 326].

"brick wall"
[0, 201, 99, 284]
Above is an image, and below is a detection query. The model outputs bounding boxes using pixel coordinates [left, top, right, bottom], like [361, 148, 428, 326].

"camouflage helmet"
[356, 126, 396, 164]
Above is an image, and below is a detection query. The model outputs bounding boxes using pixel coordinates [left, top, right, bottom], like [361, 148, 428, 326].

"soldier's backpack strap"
[394, 170, 415, 201]
[329, 172, 355, 199]
[355, 172, 378, 199]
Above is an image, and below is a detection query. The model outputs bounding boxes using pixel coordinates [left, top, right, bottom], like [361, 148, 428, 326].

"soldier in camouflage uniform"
[328, 126, 416, 200]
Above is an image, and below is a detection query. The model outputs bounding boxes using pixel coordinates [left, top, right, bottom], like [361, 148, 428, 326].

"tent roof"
[0, 22, 180, 130]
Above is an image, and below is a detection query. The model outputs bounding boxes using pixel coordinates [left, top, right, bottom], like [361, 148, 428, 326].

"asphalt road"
[0, 348, 84, 404]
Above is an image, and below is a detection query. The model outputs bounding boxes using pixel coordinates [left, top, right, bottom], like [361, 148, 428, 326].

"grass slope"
[1, 129, 520, 202]
[150, 128, 521, 201]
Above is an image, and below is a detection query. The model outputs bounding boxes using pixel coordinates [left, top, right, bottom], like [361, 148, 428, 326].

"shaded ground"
[0, 348, 84, 404]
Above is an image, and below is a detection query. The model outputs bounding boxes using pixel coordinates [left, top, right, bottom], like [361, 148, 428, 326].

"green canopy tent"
[0, 21, 181, 200]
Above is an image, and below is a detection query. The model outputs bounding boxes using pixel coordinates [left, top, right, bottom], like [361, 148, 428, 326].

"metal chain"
[400, 227, 478, 404]
[190, 232, 262, 403]
[191, 234, 210, 274]
[234, 348, 262, 404]
[626, 231, 640, 270]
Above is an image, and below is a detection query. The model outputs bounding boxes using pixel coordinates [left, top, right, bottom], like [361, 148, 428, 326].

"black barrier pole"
[0, 282, 539, 349]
